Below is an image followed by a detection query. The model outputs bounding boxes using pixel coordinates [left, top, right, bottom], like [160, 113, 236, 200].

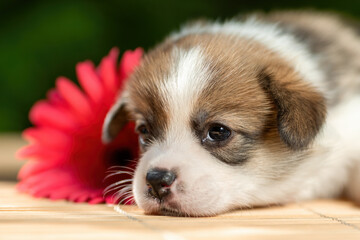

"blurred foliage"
[1, 0, 360, 131]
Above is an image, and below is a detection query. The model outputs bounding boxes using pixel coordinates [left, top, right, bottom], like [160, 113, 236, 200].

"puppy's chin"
[142, 197, 189, 217]
[138, 194, 223, 217]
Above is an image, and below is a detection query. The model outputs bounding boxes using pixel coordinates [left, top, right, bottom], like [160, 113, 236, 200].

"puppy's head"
[103, 34, 326, 216]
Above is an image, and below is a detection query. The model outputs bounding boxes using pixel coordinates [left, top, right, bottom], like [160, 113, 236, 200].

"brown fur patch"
[258, 65, 326, 150]
[125, 45, 174, 141]
[105, 103, 130, 142]
[259, 11, 360, 105]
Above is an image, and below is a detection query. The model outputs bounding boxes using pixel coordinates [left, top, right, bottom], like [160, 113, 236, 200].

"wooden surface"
[0, 133, 25, 181]
[1, 182, 360, 240]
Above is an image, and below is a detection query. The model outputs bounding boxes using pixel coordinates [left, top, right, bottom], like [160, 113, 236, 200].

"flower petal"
[17, 161, 57, 180]
[76, 61, 104, 104]
[119, 48, 143, 82]
[47, 89, 67, 108]
[16, 144, 64, 162]
[75, 193, 91, 203]
[22, 127, 71, 150]
[68, 189, 90, 202]
[105, 196, 115, 204]
[56, 76, 92, 120]
[88, 197, 104, 204]
[30, 176, 72, 196]
[50, 187, 76, 200]
[29, 101, 79, 130]
[100, 48, 119, 93]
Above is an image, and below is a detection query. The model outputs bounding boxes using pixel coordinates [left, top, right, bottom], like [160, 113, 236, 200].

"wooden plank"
[0, 133, 26, 181]
[1, 182, 360, 240]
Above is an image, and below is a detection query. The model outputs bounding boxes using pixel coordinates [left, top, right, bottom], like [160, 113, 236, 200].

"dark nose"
[146, 169, 176, 200]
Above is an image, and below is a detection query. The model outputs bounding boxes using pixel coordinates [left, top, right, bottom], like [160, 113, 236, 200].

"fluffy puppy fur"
[103, 11, 360, 216]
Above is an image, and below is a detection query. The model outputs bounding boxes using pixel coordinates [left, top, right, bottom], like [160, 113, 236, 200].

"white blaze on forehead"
[160, 47, 211, 142]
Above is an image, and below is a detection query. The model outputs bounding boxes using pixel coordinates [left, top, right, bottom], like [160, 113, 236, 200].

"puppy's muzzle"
[146, 169, 176, 201]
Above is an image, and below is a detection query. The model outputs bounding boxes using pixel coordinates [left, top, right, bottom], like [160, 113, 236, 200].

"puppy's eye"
[136, 124, 149, 135]
[136, 124, 150, 146]
[207, 124, 231, 142]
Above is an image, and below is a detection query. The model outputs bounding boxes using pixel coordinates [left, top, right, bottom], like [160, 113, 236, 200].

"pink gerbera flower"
[16, 48, 142, 204]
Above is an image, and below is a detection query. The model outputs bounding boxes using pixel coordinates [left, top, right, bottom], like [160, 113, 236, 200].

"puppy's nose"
[146, 169, 176, 200]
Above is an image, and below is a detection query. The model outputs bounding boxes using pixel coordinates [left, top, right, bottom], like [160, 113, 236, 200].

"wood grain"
[1, 182, 360, 240]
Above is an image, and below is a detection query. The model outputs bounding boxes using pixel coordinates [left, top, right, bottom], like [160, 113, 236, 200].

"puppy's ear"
[102, 95, 130, 144]
[259, 65, 326, 150]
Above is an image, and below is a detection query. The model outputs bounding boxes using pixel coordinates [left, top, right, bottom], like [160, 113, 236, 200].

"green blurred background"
[1, 0, 360, 132]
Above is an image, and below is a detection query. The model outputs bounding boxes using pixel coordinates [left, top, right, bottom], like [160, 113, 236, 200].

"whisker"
[105, 170, 134, 175]
[114, 188, 133, 203]
[117, 186, 132, 195]
[123, 196, 135, 205]
[105, 184, 132, 199]
[106, 168, 132, 173]
[107, 166, 127, 170]
[125, 159, 139, 164]
[119, 192, 133, 201]
[116, 192, 132, 200]
[104, 180, 133, 195]
[104, 184, 132, 196]
[106, 165, 136, 172]
[119, 194, 134, 205]
[116, 165, 136, 171]
[105, 179, 133, 190]
[104, 171, 134, 181]
[104, 185, 126, 196]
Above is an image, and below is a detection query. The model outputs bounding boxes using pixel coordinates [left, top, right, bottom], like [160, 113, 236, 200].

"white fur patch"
[170, 17, 326, 94]
[160, 47, 212, 143]
[327, 96, 360, 153]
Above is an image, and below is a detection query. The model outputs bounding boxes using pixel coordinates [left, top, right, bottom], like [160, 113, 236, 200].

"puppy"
[102, 11, 360, 217]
